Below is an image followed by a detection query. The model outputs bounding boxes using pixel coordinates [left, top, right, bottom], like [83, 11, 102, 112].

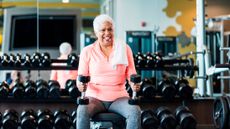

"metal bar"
[217, 76, 230, 79]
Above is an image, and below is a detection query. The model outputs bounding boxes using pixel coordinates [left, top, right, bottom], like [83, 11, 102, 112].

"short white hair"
[93, 14, 114, 33]
[59, 42, 72, 55]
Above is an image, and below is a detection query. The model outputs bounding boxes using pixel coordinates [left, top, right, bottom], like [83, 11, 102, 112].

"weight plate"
[213, 96, 228, 129]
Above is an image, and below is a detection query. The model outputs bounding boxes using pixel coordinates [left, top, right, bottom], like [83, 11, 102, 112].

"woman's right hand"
[77, 81, 87, 92]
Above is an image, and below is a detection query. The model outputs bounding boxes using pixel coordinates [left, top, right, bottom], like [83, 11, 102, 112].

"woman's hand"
[77, 81, 87, 92]
[130, 82, 141, 92]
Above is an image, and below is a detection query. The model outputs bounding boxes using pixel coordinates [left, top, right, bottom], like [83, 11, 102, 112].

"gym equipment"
[174, 78, 193, 99]
[213, 96, 229, 129]
[1, 53, 9, 67]
[15, 53, 22, 67]
[9, 54, 15, 66]
[65, 79, 81, 99]
[135, 52, 146, 68]
[0, 81, 10, 99]
[22, 54, 31, 67]
[2, 109, 19, 129]
[77, 75, 90, 105]
[141, 109, 159, 129]
[53, 109, 71, 129]
[175, 106, 197, 129]
[37, 109, 54, 129]
[140, 78, 156, 98]
[185, 58, 195, 78]
[155, 106, 177, 129]
[20, 109, 37, 129]
[145, 52, 155, 68]
[48, 80, 61, 99]
[41, 52, 51, 67]
[158, 79, 176, 100]
[67, 53, 79, 67]
[71, 110, 77, 129]
[12, 78, 25, 99]
[31, 52, 41, 67]
[36, 79, 49, 99]
[125, 80, 133, 97]
[152, 52, 163, 67]
[128, 74, 141, 105]
[24, 80, 37, 99]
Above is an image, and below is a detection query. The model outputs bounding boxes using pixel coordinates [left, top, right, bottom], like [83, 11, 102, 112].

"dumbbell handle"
[80, 82, 87, 99]
[132, 91, 137, 99]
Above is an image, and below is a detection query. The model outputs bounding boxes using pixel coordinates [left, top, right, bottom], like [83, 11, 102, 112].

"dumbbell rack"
[135, 59, 216, 129]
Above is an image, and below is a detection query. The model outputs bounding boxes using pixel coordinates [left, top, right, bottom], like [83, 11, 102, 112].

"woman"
[50, 42, 78, 89]
[77, 14, 141, 129]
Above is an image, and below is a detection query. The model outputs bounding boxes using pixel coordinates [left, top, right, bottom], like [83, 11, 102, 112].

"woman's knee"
[77, 105, 90, 118]
[128, 105, 141, 118]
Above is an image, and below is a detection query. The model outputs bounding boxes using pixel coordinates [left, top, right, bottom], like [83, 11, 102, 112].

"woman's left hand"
[130, 82, 141, 92]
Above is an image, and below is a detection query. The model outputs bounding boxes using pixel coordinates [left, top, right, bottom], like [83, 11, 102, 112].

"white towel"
[111, 39, 128, 69]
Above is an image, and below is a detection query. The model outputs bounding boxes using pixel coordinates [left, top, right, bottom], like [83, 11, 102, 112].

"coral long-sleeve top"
[78, 41, 137, 101]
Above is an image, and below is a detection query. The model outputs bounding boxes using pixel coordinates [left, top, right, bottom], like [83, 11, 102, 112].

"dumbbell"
[71, 111, 77, 129]
[174, 78, 193, 99]
[146, 52, 155, 68]
[54, 109, 72, 129]
[0, 81, 10, 99]
[22, 54, 31, 67]
[1, 53, 9, 67]
[65, 79, 81, 98]
[48, 80, 61, 99]
[175, 106, 197, 129]
[9, 54, 16, 66]
[36, 79, 49, 99]
[41, 52, 51, 67]
[77, 75, 90, 105]
[125, 80, 133, 97]
[31, 52, 41, 67]
[140, 78, 156, 98]
[15, 53, 22, 67]
[37, 109, 54, 129]
[67, 53, 79, 67]
[0, 112, 2, 127]
[20, 109, 37, 129]
[153, 52, 163, 67]
[141, 109, 159, 129]
[158, 79, 176, 100]
[2, 109, 19, 129]
[135, 52, 146, 68]
[128, 74, 141, 105]
[24, 80, 37, 99]
[12, 79, 25, 99]
[155, 106, 177, 129]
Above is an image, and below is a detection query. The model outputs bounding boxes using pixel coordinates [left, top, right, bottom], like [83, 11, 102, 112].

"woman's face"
[96, 21, 114, 47]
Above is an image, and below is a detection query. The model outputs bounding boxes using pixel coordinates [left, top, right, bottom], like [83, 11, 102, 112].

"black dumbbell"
[77, 75, 90, 105]
[20, 109, 37, 129]
[1, 53, 9, 67]
[146, 52, 155, 68]
[135, 52, 146, 68]
[158, 79, 176, 100]
[153, 52, 163, 67]
[2, 109, 19, 129]
[36, 79, 49, 99]
[48, 80, 61, 99]
[54, 109, 72, 129]
[12, 78, 25, 99]
[175, 78, 193, 99]
[175, 106, 197, 129]
[24, 80, 37, 99]
[22, 54, 31, 67]
[155, 106, 177, 129]
[71, 111, 77, 129]
[140, 78, 156, 98]
[0, 81, 10, 99]
[67, 53, 79, 67]
[9, 54, 16, 66]
[15, 53, 22, 67]
[141, 109, 159, 129]
[31, 52, 41, 67]
[128, 74, 141, 105]
[37, 109, 54, 129]
[125, 80, 132, 97]
[41, 52, 51, 67]
[65, 79, 81, 99]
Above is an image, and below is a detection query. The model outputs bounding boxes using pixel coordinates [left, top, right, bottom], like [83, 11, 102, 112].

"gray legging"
[77, 97, 141, 129]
